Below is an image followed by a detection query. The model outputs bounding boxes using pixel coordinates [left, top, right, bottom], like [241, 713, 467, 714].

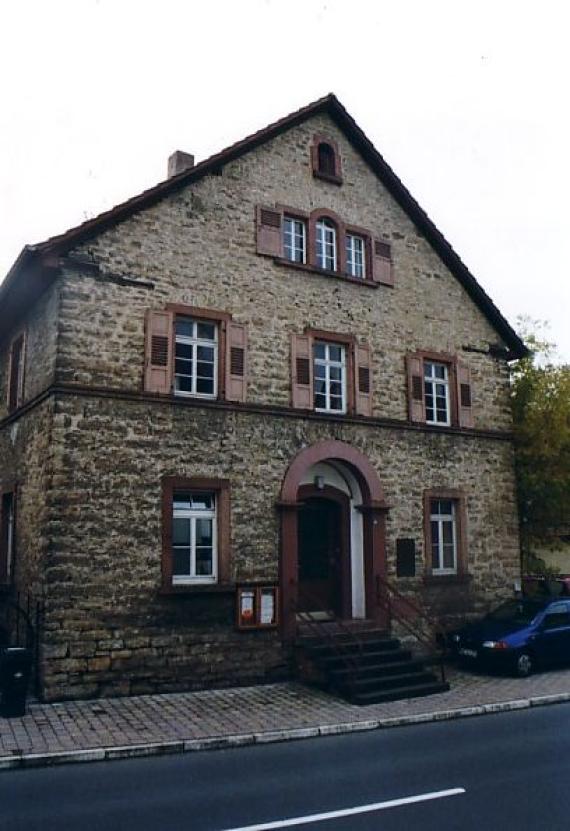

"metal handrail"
[293, 588, 365, 676]
[376, 575, 447, 684]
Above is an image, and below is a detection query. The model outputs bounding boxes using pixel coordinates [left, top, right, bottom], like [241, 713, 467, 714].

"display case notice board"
[237, 585, 279, 629]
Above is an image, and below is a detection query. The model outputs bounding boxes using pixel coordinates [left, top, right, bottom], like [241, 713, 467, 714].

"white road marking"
[221, 787, 466, 830]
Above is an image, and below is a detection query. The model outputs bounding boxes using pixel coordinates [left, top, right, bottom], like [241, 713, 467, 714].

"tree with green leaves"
[510, 320, 570, 573]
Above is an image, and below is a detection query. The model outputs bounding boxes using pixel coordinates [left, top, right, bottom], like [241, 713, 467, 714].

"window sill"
[274, 258, 379, 288]
[313, 171, 343, 186]
[413, 420, 460, 430]
[423, 574, 472, 586]
[159, 584, 236, 596]
[174, 392, 217, 401]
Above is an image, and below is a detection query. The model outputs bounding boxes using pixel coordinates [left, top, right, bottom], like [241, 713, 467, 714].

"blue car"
[449, 598, 570, 677]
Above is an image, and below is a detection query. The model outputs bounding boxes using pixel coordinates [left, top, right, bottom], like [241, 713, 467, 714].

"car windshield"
[486, 600, 543, 625]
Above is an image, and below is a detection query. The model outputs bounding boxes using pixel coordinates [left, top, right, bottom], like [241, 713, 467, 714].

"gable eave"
[1, 93, 528, 358]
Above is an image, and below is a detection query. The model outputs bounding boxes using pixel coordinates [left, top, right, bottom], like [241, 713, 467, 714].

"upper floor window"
[316, 219, 337, 271]
[407, 353, 474, 429]
[7, 333, 25, 412]
[346, 234, 366, 279]
[144, 307, 247, 403]
[424, 361, 450, 426]
[172, 490, 217, 584]
[174, 318, 217, 398]
[283, 216, 306, 264]
[313, 342, 346, 413]
[429, 499, 457, 575]
[291, 330, 372, 417]
[255, 205, 394, 287]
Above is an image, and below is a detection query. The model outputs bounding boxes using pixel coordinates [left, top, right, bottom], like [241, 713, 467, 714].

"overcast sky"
[1, 0, 568, 360]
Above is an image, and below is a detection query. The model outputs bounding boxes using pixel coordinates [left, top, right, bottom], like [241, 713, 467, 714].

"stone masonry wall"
[0, 112, 522, 700]
[65, 112, 512, 432]
[0, 278, 60, 421]
[39, 393, 520, 700]
[0, 398, 57, 599]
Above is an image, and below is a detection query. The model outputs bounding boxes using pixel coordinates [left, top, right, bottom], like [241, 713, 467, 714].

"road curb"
[1, 692, 569, 771]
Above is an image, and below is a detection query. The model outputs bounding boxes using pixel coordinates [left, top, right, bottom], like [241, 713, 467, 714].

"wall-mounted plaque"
[396, 538, 416, 577]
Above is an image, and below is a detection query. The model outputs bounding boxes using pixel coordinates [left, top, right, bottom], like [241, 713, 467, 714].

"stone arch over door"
[278, 440, 390, 639]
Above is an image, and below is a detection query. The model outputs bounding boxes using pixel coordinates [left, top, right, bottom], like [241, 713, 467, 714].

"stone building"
[0, 94, 527, 701]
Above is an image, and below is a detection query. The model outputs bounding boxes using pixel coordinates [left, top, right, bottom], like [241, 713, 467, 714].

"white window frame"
[172, 493, 217, 585]
[346, 233, 366, 278]
[430, 499, 457, 575]
[283, 216, 307, 264]
[424, 361, 451, 426]
[316, 219, 337, 271]
[313, 342, 346, 414]
[174, 318, 218, 399]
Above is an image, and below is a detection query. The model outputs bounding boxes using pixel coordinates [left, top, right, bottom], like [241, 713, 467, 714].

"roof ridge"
[1, 93, 527, 357]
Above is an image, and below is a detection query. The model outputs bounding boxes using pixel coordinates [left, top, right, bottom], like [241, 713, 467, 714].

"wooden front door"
[297, 489, 350, 617]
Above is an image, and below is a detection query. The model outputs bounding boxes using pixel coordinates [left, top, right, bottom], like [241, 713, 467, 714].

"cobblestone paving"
[2, 665, 570, 758]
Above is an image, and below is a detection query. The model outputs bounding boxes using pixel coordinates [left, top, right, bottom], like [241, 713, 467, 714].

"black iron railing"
[376, 575, 447, 683]
[293, 587, 365, 675]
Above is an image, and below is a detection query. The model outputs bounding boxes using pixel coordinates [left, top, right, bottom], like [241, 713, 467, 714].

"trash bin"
[0, 647, 32, 718]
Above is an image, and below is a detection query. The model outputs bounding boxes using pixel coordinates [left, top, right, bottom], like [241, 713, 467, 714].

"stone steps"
[296, 626, 449, 705]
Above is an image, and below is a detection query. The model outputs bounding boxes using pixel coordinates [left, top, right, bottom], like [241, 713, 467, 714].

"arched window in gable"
[311, 135, 342, 183]
[317, 143, 336, 177]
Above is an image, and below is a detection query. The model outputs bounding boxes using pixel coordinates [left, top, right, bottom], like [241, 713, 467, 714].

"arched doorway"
[279, 440, 390, 639]
[297, 482, 350, 618]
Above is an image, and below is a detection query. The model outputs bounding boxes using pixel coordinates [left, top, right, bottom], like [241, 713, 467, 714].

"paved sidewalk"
[2, 664, 570, 769]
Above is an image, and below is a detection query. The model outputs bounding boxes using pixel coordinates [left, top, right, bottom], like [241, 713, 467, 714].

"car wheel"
[515, 651, 533, 678]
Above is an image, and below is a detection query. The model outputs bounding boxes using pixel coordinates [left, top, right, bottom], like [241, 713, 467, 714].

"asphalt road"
[3, 703, 570, 831]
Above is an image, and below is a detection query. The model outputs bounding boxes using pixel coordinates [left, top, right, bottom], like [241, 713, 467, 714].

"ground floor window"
[172, 492, 217, 584]
[423, 489, 467, 579]
[429, 499, 457, 574]
[161, 477, 231, 591]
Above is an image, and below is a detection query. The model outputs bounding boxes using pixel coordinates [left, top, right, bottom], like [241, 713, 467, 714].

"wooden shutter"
[7, 333, 25, 411]
[256, 205, 283, 257]
[372, 239, 394, 287]
[144, 310, 174, 394]
[291, 334, 313, 409]
[407, 354, 425, 423]
[355, 344, 372, 417]
[226, 322, 247, 403]
[456, 362, 474, 428]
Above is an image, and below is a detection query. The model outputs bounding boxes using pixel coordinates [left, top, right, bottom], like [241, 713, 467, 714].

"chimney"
[167, 150, 195, 179]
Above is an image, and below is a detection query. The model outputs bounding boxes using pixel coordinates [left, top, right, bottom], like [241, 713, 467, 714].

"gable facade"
[0, 101, 522, 701]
